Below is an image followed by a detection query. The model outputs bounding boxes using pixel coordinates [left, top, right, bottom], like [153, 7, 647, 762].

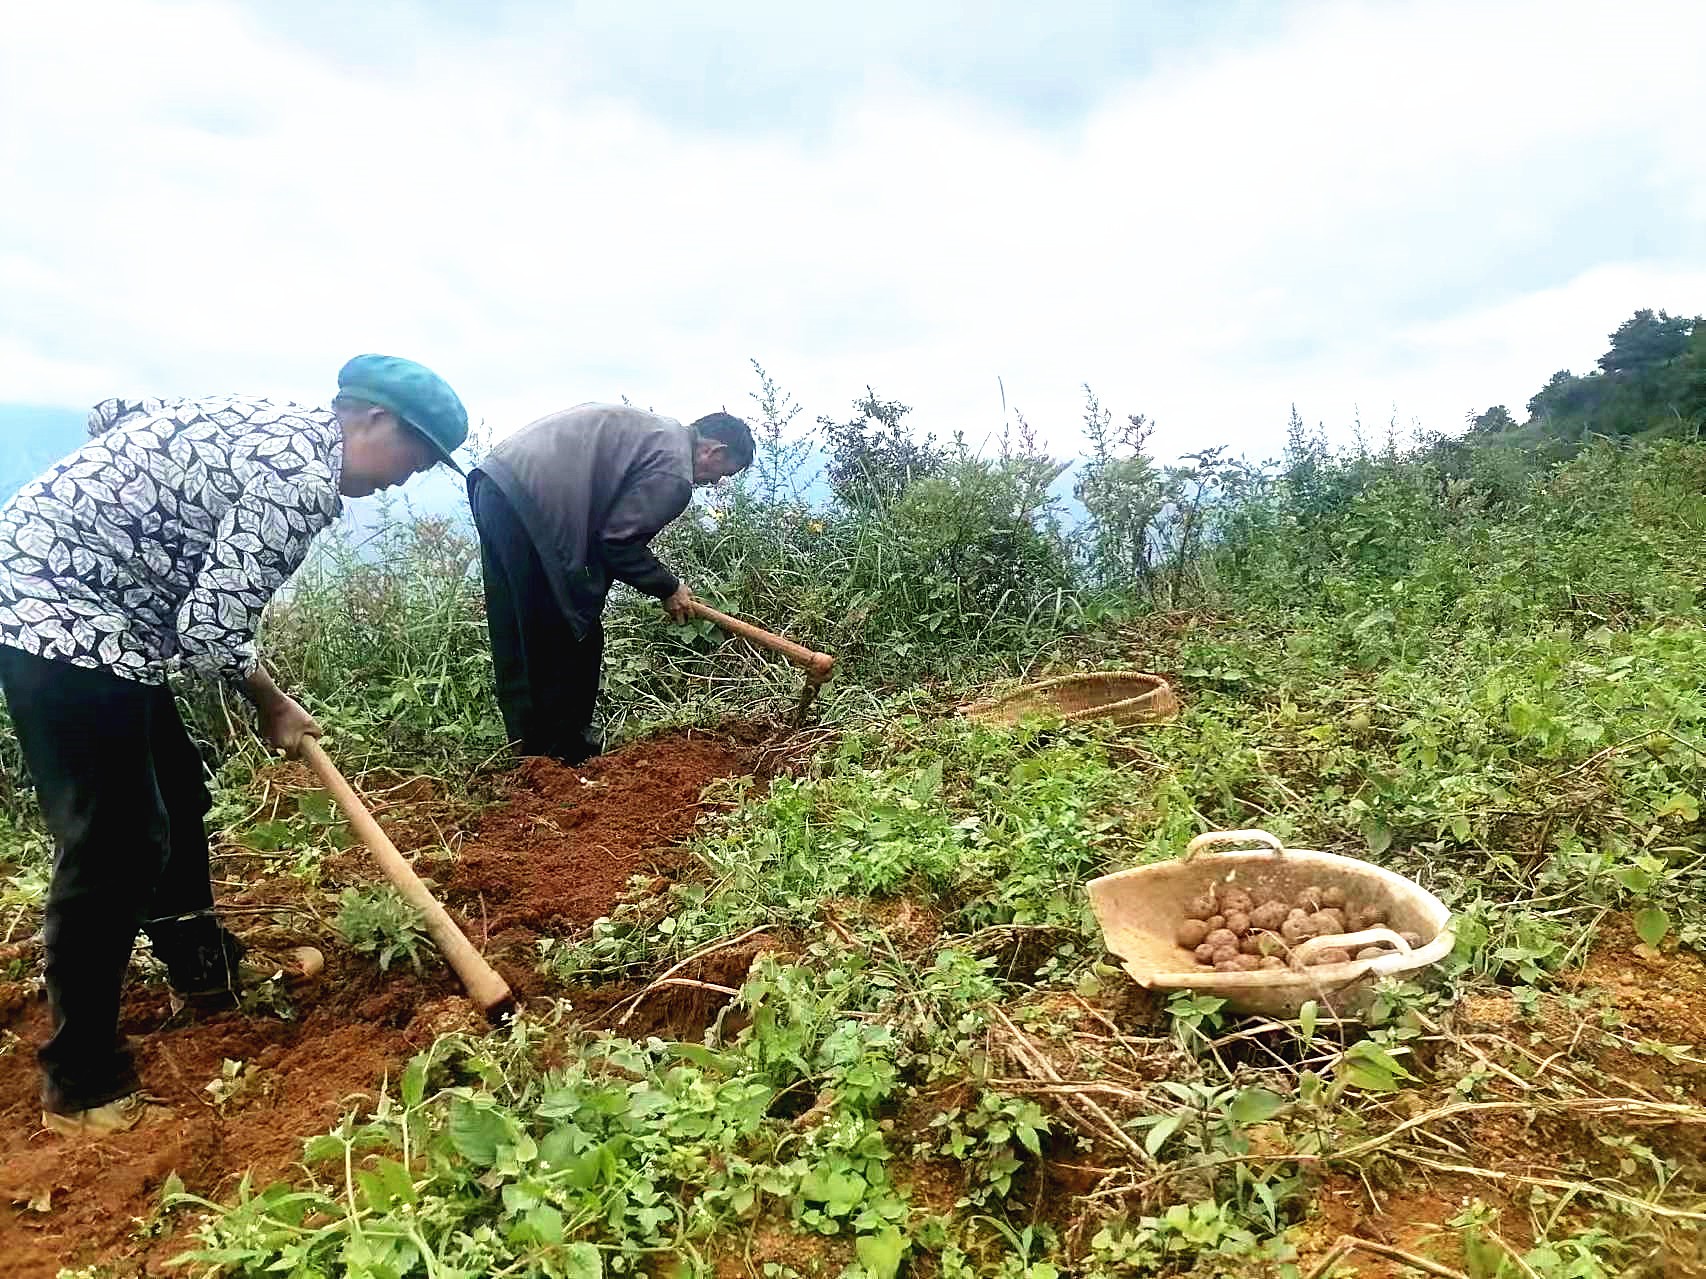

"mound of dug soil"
[446, 729, 753, 943]
[0, 726, 758, 1278]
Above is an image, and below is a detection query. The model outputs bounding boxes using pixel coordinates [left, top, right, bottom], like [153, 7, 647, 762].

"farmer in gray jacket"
[469, 405, 754, 763]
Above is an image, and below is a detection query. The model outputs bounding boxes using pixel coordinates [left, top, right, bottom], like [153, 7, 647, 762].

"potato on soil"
[1223, 910, 1251, 937]
[1204, 928, 1239, 952]
[1249, 900, 1289, 931]
[1194, 943, 1218, 965]
[1176, 919, 1211, 949]
[1308, 947, 1352, 966]
[1185, 893, 1216, 921]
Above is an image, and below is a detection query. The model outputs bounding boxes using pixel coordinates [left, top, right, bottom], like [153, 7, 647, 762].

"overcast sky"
[3, 0, 1704, 466]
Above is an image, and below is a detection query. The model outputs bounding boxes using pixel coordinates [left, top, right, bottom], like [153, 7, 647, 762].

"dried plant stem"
[991, 1006, 1152, 1166]
[615, 926, 770, 1025]
[1304, 1235, 1466, 1279]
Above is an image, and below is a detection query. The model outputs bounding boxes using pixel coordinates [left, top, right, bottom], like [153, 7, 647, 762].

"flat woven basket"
[959, 671, 1179, 728]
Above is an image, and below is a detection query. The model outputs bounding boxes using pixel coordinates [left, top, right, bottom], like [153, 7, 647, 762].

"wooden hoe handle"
[299, 737, 515, 1021]
[686, 601, 835, 682]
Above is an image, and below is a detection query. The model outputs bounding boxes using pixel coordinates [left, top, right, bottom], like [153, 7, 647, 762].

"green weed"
[336, 885, 431, 974]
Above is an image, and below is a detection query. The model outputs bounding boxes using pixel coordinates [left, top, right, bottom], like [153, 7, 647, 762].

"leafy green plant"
[335, 885, 431, 973]
[928, 1091, 1049, 1205]
[1082, 1201, 1296, 1278]
[1164, 991, 1227, 1053]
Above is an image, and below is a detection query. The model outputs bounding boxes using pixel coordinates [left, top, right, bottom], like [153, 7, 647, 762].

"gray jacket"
[472, 405, 694, 635]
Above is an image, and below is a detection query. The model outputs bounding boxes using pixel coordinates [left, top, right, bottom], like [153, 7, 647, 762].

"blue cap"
[336, 354, 468, 474]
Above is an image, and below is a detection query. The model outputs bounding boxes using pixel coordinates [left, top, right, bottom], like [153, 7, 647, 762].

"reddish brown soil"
[1301, 917, 1706, 1278]
[445, 730, 752, 943]
[0, 965, 472, 1279]
[0, 727, 758, 1279]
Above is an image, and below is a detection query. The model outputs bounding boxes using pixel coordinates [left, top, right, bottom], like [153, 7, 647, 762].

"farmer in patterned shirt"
[0, 354, 467, 1137]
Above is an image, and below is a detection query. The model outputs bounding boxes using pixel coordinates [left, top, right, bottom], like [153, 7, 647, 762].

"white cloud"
[1, 0, 1702, 466]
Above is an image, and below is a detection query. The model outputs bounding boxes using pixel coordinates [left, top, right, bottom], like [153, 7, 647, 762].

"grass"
[14, 370, 1706, 1278]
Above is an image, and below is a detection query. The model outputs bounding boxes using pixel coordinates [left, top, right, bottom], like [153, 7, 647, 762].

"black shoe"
[168, 945, 325, 1014]
[560, 737, 603, 766]
[536, 731, 602, 766]
[153, 922, 246, 998]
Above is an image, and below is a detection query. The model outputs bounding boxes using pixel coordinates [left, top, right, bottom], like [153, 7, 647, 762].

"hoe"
[684, 601, 836, 723]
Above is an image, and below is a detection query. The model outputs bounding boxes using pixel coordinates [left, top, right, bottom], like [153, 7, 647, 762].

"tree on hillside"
[1526, 369, 1599, 425]
[1468, 405, 1517, 434]
[818, 389, 944, 509]
[1598, 309, 1694, 378]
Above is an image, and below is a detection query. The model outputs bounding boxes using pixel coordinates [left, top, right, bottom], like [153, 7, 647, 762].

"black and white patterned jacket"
[0, 396, 344, 685]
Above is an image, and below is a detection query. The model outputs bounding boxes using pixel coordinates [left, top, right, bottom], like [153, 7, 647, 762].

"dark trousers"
[471, 477, 605, 764]
[0, 646, 241, 1112]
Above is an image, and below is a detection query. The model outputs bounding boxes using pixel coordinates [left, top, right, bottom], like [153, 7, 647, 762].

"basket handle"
[1287, 927, 1413, 971]
[1184, 829, 1284, 861]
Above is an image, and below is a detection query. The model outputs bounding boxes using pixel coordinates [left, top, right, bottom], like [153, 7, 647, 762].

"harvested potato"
[1184, 893, 1217, 921]
[1194, 943, 1218, 965]
[1254, 932, 1287, 957]
[1310, 909, 1346, 937]
[1322, 886, 1347, 909]
[1259, 955, 1286, 969]
[1204, 928, 1239, 952]
[1213, 958, 1240, 972]
[1219, 886, 1253, 915]
[1355, 947, 1387, 960]
[1296, 884, 1325, 911]
[1239, 935, 1263, 956]
[1249, 900, 1288, 931]
[1398, 931, 1424, 949]
[1280, 915, 1315, 943]
[1308, 947, 1352, 966]
[1209, 944, 1240, 967]
[1223, 910, 1251, 937]
[1176, 919, 1211, 949]
[1205, 914, 1227, 932]
[1230, 954, 1262, 972]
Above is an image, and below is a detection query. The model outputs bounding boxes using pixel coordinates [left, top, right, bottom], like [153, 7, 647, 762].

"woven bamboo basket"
[959, 672, 1179, 728]
[1088, 829, 1455, 1019]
